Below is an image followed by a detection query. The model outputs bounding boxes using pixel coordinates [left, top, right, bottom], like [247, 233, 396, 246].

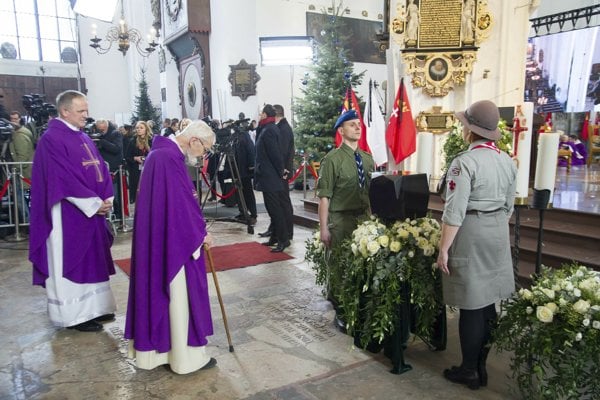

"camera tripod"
[202, 148, 255, 234]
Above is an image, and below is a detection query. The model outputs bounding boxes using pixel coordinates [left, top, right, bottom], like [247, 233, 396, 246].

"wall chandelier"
[89, 0, 158, 57]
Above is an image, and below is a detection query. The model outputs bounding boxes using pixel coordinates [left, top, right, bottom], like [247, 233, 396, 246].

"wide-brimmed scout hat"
[455, 100, 501, 141]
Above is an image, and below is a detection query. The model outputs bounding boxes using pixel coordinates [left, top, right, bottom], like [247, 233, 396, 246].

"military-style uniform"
[316, 143, 374, 246]
[441, 139, 517, 310]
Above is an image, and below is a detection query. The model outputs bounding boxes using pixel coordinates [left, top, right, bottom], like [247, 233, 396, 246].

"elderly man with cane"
[125, 120, 230, 374]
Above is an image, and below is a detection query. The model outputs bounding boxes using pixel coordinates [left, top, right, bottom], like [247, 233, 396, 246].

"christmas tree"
[130, 69, 161, 127]
[293, 3, 364, 163]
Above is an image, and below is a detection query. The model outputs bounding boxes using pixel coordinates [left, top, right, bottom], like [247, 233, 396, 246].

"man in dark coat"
[96, 119, 124, 219]
[254, 104, 289, 252]
[274, 104, 294, 240]
[233, 123, 257, 224]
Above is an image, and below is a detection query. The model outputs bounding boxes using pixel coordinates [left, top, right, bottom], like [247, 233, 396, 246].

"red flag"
[582, 112, 590, 141]
[385, 78, 416, 163]
[335, 88, 370, 153]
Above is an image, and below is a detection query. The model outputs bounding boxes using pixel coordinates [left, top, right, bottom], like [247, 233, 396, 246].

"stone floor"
[1, 195, 522, 400]
[3, 161, 600, 399]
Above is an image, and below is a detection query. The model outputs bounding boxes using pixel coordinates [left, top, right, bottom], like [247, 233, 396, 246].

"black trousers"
[279, 189, 293, 239]
[236, 176, 257, 218]
[262, 190, 288, 244]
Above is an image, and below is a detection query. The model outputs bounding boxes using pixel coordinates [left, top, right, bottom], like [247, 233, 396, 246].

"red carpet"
[114, 241, 293, 276]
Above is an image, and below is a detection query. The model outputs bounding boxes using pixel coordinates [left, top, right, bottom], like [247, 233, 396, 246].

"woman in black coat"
[126, 121, 152, 203]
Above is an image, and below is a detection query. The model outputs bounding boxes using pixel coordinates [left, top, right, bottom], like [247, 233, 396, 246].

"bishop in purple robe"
[29, 90, 116, 333]
[125, 120, 217, 374]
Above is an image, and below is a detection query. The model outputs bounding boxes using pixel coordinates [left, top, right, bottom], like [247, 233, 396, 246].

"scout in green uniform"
[316, 109, 374, 325]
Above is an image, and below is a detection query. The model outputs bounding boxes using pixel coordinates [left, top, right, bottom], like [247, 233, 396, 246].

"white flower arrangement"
[306, 215, 444, 348]
[495, 264, 600, 399]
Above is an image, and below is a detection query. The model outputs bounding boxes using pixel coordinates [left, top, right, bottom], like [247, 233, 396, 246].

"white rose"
[540, 288, 555, 300]
[536, 305, 554, 323]
[579, 278, 598, 292]
[521, 289, 533, 300]
[423, 246, 435, 257]
[583, 318, 590, 327]
[390, 241, 401, 252]
[564, 281, 574, 292]
[546, 302, 558, 313]
[377, 235, 390, 248]
[573, 288, 582, 298]
[367, 240, 380, 256]
[351, 243, 358, 256]
[593, 320, 600, 330]
[573, 299, 591, 314]
[551, 284, 561, 292]
[575, 332, 582, 341]
[526, 306, 533, 314]
[398, 229, 409, 239]
[408, 250, 414, 258]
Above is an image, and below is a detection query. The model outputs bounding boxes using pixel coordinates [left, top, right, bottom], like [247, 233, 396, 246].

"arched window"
[0, 0, 77, 62]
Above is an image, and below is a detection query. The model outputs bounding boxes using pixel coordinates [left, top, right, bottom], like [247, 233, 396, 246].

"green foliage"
[131, 69, 161, 127]
[293, 3, 365, 164]
[441, 119, 513, 171]
[494, 264, 600, 399]
[305, 216, 444, 348]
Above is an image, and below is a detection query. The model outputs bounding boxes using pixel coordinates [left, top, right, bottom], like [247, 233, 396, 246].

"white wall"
[77, 0, 160, 124]
[209, 0, 386, 124]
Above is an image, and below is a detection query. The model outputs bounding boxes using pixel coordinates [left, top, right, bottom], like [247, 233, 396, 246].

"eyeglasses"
[190, 137, 213, 156]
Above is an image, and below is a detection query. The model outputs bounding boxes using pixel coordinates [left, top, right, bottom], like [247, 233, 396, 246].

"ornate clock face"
[166, 0, 182, 21]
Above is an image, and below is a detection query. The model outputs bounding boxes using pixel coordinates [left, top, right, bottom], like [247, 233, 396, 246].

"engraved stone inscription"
[418, 0, 462, 48]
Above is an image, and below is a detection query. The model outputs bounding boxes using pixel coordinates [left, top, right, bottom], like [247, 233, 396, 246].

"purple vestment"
[572, 141, 587, 166]
[124, 136, 213, 352]
[29, 119, 115, 287]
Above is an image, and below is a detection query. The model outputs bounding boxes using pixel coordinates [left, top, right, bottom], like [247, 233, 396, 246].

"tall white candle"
[514, 102, 534, 204]
[533, 130, 560, 205]
[416, 131, 433, 182]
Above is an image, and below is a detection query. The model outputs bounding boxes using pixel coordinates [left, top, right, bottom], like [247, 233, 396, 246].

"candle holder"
[89, 0, 158, 57]
[531, 188, 551, 275]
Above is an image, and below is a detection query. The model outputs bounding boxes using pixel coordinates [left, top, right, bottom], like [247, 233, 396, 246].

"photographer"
[231, 118, 257, 225]
[95, 119, 124, 219]
[8, 111, 35, 224]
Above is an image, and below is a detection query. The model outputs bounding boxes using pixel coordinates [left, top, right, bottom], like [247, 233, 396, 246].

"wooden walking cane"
[204, 244, 234, 352]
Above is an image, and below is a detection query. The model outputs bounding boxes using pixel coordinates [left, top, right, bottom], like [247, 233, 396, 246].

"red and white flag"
[364, 79, 387, 166]
[385, 78, 416, 163]
[335, 87, 370, 153]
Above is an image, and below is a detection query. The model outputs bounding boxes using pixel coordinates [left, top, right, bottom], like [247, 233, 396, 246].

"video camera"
[213, 117, 251, 154]
[22, 94, 56, 128]
[83, 117, 101, 141]
[0, 118, 14, 161]
[0, 118, 14, 143]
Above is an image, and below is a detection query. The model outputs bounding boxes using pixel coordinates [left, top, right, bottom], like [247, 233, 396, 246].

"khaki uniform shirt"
[316, 143, 374, 245]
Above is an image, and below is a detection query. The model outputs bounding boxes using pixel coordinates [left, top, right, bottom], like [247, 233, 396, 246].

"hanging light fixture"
[89, 0, 158, 57]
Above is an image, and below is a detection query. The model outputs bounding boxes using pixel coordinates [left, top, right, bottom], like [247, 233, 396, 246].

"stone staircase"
[296, 193, 600, 286]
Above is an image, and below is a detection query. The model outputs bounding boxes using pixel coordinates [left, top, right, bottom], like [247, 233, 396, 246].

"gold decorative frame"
[391, 0, 493, 97]
[403, 52, 477, 97]
[416, 106, 455, 133]
[228, 59, 260, 101]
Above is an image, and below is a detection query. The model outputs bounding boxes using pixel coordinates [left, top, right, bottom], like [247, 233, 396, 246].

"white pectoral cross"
[81, 143, 104, 182]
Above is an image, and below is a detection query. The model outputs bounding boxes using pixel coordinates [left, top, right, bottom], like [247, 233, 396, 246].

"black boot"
[478, 345, 491, 387]
[443, 366, 480, 390]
